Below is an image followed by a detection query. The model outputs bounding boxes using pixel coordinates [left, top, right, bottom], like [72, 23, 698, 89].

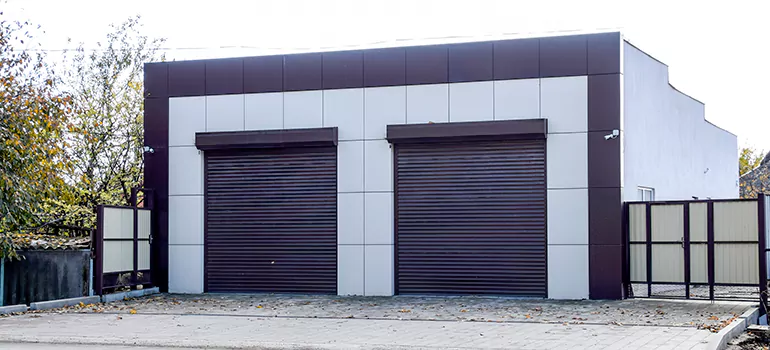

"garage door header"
[195, 127, 338, 151]
[386, 119, 547, 144]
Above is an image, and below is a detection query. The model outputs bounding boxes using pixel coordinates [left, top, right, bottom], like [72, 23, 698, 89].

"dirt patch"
[33, 293, 753, 329]
[727, 331, 770, 350]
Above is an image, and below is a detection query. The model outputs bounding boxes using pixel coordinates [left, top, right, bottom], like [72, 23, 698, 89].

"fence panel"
[627, 197, 766, 302]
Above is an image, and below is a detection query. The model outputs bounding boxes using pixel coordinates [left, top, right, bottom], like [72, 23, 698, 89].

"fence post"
[0, 258, 4, 306]
[94, 205, 104, 296]
[646, 203, 652, 297]
[758, 194, 768, 318]
[707, 201, 715, 301]
[683, 204, 691, 299]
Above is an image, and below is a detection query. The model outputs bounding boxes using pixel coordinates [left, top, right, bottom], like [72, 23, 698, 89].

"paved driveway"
[0, 294, 754, 349]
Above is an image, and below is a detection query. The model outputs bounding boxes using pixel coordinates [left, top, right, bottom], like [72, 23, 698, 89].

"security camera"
[604, 129, 620, 140]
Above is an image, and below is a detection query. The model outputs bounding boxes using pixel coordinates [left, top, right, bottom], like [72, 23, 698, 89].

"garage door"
[395, 140, 546, 296]
[204, 147, 337, 293]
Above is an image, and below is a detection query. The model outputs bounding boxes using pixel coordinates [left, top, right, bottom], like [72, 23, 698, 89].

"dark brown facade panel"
[205, 58, 244, 95]
[539, 34, 587, 78]
[322, 50, 363, 89]
[144, 63, 168, 99]
[588, 187, 623, 246]
[195, 127, 338, 151]
[587, 131, 622, 188]
[143, 147, 169, 203]
[587, 32, 622, 75]
[387, 119, 547, 144]
[144, 98, 169, 146]
[493, 38, 539, 80]
[243, 55, 284, 93]
[405, 45, 448, 85]
[589, 244, 624, 299]
[168, 60, 205, 97]
[284, 53, 323, 91]
[448, 42, 494, 83]
[363, 47, 406, 87]
[588, 74, 621, 132]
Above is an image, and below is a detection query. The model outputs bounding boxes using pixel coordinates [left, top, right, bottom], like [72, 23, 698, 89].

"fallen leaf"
[256, 305, 263, 309]
[708, 316, 719, 321]
[129, 309, 137, 315]
[78, 302, 84, 307]
[460, 309, 468, 313]
[398, 309, 411, 313]
[525, 314, 532, 319]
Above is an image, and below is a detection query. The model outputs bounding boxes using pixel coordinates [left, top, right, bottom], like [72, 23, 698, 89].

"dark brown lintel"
[195, 127, 338, 151]
[386, 119, 547, 144]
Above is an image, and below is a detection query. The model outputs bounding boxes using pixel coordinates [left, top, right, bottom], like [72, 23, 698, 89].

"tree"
[739, 147, 764, 176]
[739, 146, 770, 198]
[0, 14, 78, 258]
[56, 16, 165, 228]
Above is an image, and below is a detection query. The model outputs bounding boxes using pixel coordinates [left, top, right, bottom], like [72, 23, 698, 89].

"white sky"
[6, 0, 769, 152]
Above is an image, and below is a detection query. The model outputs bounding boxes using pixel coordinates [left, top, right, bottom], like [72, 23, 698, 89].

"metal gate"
[626, 194, 768, 304]
[93, 188, 154, 295]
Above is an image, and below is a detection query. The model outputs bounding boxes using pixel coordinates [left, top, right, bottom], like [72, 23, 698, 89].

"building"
[143, 32, 737, 300]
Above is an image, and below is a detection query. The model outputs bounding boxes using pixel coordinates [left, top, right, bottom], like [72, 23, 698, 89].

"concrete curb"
[0, 304, 27, 315]
[706, 307, 759, 350]
[100, 287, 160, 303]
[29, 296, 101, 311]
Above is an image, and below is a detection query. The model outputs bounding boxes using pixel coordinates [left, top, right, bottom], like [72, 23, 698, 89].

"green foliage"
[54, 16, 165, 228]
[739, 146, 770, 199]
[0, 14, 79, 258]
[739, 147, 764, 177]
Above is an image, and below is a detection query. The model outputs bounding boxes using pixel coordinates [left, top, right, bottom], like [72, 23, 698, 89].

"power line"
[19, 27, 620, 54]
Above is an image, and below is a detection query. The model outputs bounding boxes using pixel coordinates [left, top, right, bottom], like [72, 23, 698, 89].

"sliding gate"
[626, 194, 768, 305]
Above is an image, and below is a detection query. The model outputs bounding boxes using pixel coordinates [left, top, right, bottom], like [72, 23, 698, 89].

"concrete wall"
[3, 250, 91, 306]
[167, 76, 592, 299]
[622, 42, 738, 201]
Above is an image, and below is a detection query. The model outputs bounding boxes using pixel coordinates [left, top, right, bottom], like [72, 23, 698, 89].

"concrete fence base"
[101, 287, 160, 303]
[29, 296, 101, 311]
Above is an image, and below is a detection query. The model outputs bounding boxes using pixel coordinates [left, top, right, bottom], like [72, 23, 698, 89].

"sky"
[6, 0, 769, 152]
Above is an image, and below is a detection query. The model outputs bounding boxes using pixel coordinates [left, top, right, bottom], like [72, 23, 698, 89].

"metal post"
[0, 258, 4, 306]
[707, 201, 715, 301]
[758, 194, 768, 318]
[94, 206, 105, 296]
[684, 204, 691, 299]
[646, 203, 653, 297]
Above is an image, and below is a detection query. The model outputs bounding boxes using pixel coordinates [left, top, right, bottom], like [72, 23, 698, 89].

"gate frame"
[93, 188, 155, 295]
[624, 196, 768, 309]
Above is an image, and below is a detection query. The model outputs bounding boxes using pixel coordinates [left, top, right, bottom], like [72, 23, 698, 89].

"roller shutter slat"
[205, 147, 337, 294]
[395, 140, 546, 297]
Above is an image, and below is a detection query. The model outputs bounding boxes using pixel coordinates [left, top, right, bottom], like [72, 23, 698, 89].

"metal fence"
[626, 194, 768, 305]
[93, 188, 154, 295]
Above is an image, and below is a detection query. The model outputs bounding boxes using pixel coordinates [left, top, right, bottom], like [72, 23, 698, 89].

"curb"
[29, 296, 101, 311]
[101, 287, 160, 303]
[706, 307, 759, 350]
[0, 304, 28, 315]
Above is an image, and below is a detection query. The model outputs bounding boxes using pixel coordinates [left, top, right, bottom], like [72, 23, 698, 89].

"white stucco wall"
[623, 42, 739, 201]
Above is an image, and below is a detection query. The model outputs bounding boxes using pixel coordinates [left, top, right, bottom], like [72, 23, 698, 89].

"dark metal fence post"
[646, 203, 653, 297]
[94, 205, 104, 296]
[758, 194, 767, 317]
[707, 201, 715, 301]
[622, 202, 631, 298]
[132, 191, 139, 288]
[684, 204, 691, 299]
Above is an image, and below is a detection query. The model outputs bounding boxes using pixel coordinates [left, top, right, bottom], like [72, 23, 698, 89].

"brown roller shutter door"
[204, 147, 337, 293]
[395, 140, 547, 296]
